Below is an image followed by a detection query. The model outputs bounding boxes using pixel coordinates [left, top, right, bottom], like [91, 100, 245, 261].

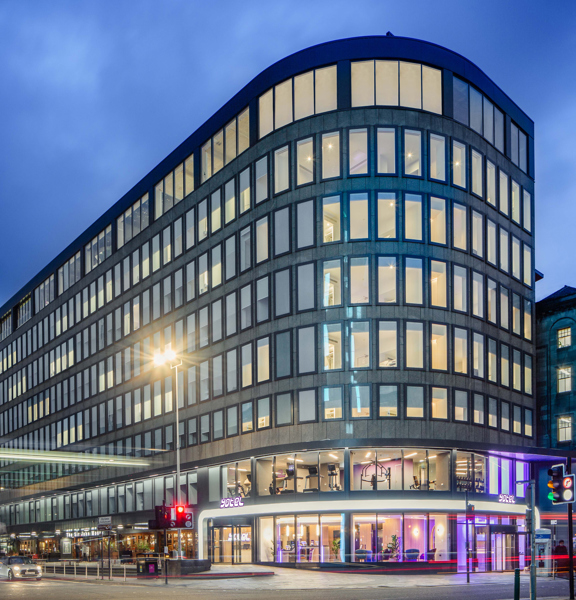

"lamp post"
[154, 349, 183, 559]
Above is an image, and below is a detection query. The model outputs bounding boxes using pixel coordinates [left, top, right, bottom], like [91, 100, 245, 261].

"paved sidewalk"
[51, 563, 539, 591]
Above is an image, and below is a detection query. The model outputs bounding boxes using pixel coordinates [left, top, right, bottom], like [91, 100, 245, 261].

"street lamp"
[153, 350, 184, 559]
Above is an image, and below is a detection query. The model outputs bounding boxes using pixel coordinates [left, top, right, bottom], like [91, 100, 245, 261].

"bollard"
[514, 568, 521, 600]
[74, 563, 77, 578]
[124, 565, 126, 582]
[63, 563, 66, 577]
[85, 564, 88, 578]
[97, 563, 99, 579]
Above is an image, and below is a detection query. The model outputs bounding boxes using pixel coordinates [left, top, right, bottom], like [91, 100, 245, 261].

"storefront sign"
[498, 494, 515, 504]
[98, 516, 113, 530]
[220, 497, 244, 509]
[227, 532, 250, 542]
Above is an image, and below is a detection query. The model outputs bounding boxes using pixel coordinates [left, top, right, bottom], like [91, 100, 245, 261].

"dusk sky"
[1, 0, 575, 308]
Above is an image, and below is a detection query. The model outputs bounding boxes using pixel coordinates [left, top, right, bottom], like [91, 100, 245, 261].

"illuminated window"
[558, 367, 572, 393]
[558, 327, 572, 349]
[558, 416, 572, 443]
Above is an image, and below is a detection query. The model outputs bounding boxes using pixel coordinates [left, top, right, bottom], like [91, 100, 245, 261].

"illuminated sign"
[499, 494, 516, 504]
[227, 532, 251, 542]
[220, 497, 244, 509]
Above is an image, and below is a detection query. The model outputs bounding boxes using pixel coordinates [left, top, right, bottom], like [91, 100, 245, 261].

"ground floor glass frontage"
[253, 512, 526, 570]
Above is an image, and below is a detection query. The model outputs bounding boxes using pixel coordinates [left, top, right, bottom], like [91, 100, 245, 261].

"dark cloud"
[0, 0, 575, 306]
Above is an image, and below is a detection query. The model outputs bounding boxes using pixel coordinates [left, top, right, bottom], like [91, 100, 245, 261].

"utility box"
[535, 528, 552, 576]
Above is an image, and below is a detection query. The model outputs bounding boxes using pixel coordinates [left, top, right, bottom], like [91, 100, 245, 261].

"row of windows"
[0, 179, 535, 385]
[0, 240, 534, 410]
[9, 121, 532, 350]
[0, 247, 534, 410]
[57, 252, 82, 296]
[154, 156, 195, 221]
[0, 310, 533, 439]
[0, 384, 533, 490]
[0, 308, 533, 446]
[259, 65, 337, 138]
[117, 193, 151, 249]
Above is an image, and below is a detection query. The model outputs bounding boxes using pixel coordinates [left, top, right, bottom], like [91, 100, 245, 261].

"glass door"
[212, 526, 234, 563]
[237, 526, 252, 563]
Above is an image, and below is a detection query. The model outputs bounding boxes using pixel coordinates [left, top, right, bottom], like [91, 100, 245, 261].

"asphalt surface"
[0, 577, 572, 600]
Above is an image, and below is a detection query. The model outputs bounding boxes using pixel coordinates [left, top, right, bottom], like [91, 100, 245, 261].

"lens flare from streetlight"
[153, 353, 166, 366]
[165, 349, 177, 362]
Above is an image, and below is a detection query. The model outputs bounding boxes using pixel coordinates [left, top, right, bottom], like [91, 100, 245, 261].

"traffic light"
[175, 505, 194, 529]
[548, 464, 575, 504]
[466, 501, 475, 514]
[155, 504, 172, 528]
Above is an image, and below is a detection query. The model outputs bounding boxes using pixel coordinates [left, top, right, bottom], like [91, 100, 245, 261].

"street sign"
[98, 516, 112, 531]
[535, 528, 552, 543]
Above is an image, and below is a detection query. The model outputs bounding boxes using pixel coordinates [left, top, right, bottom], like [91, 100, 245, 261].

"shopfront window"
[256, 456, 275, 496]
[429, 514, 450, 561]
[319, 451, 344, 491]
[276, 515, 296, 563]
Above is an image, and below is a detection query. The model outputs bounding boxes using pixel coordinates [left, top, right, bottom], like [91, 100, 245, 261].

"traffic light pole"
[568, 457, 574, 600]
[171, 360, 183, 560]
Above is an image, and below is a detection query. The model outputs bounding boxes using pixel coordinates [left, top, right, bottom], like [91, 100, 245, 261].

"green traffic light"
[548, 491, 554, 501]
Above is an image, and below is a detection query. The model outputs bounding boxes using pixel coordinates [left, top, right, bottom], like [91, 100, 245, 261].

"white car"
[0, 556, 42, 580]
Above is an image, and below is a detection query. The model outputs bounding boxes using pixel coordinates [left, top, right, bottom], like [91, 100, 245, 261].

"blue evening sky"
[1, 0, 575, 307]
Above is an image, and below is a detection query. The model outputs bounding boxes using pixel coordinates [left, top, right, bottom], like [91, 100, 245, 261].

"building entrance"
[211, 526, 252, 564]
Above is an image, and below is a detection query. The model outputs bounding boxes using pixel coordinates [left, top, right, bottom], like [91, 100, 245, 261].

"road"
[0, 577, 571, 600]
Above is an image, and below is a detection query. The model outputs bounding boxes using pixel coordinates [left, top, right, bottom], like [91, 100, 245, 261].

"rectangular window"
[488, 339, 497, 382]
[501, 401, 510, 431]
[379, 321, 397, 368]
[488, 398, 498, 428]
[240, 167, 251, 213]
[431, 387, 448, 420]
[323, 195, 340, 243]
[405, 257, 423, 305]
[429, 134, 446, 181]
[404, 194, 422, 241]
[559, 416, 572, 443]
[274, 146, 289, 194]
[211, 190, 221, 233]
[452, 141, 466, 187]
[430, 260, 447, 308]
[558, 366, 572, 393]
[323, 323, 342, 370]
[406, 386, 424, 418]
[379, 385, 398, 417]
[297, 200, 314, 248]
[350, 385, 370, 418]
[276, 393, 292, 426]
[257, 338, 270, 383]
[523, 244, 532, 287]
[377, 192, 396, 239]
[322, 132, 340, 179]
[256, 216, 269, 263]
[378, 257, 397, 303]
[274, 269, 291, 317]
[499, 171, 509, 215]
[298, 389, 316, 423]
[511, 180, 521, 224]
[472, 211, 483, 258]
[453, 204, 467, 250]
[454, 390, 468, 421]
[350, 321, 370, 368]
[275, 330, 291, 378]
[377, 128, 396, 174]
[472, 272, 484, 318]
[430, 197, 446, 245]
[523, 190, 532, 232]
[323, 387, 343, 420]
[349, 129, 368, 175]
[471, 150, 483, 196]
[454, 328, 468, 374]
[558, 327, 571, 349]
[404, 130, 421, 176]
[296, 138, 314, 185]
[501, 344, 510, 387]
[297, 263, 315, 311]
[487, 279, 497, 324]
[241, 402, 253, 433]
[298, 326, 316, 374]
[487, 161, 497, 207]
[453, 265, 467, 312]
[431, 323, 448, 370]
[240, 227, 251, 272]
[241, 344, 253, 388]
[512, 236, 521, 280]
[349, 193, 369, 239]
[473, 333, 485, 378]
[474, 395, 485, 425]
[350, 257, 369, 304]
[255, 157, 268, 204]
[406, 322, 424, 369]
[323, 260, 342, 307]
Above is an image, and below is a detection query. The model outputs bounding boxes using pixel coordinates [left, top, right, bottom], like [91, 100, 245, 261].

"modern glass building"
[0, 35, 553, 571]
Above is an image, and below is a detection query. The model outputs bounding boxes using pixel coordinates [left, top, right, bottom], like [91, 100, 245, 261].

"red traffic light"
[177, 505, 184, 513]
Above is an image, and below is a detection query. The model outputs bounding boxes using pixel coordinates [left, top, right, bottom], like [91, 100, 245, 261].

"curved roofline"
[0, 34, 534, 321]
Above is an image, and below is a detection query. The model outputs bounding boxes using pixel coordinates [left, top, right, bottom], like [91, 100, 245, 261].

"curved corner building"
[0, 36, 543, 571]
